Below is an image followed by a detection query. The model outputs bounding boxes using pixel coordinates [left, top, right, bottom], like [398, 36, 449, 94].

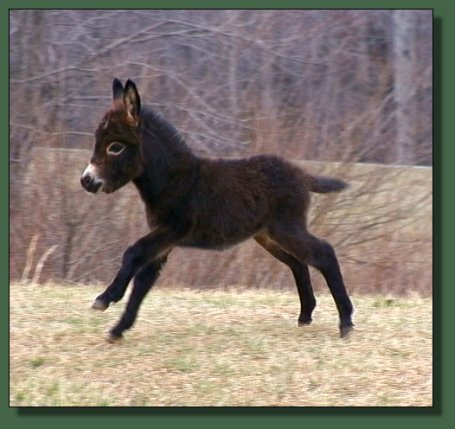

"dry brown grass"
[10, 283, 432, 407]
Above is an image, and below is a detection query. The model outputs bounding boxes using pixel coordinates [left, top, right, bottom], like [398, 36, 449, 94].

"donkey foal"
[81, 79, 354, 343]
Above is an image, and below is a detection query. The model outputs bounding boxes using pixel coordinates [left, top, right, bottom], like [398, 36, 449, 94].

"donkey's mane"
[140, 106, 193, 155]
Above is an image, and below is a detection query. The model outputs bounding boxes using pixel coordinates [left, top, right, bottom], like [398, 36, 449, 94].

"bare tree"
[9, 10, 432, 295]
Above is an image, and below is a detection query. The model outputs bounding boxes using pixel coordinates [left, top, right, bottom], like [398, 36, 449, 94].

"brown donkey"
[81, 79, 354, 342]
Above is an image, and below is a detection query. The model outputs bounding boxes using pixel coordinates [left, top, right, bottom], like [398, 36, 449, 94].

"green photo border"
[3, 1, 449, 428]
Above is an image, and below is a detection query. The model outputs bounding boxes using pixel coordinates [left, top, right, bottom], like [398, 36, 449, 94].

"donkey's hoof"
[106, 332, 123, 344]
[298, 318, 313, 326]
[340, 324, 354, 338]
[91, 299, 108, 311]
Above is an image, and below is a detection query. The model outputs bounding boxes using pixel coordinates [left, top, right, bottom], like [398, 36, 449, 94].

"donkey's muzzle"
[81, 168, 103, 194]
[81, 173, 102, 193]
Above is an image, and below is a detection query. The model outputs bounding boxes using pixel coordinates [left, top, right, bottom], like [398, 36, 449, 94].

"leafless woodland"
[9, 10, 432, 295]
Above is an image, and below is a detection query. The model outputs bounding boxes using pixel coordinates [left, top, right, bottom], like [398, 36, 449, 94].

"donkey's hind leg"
[269, 221, 354, 337]
[254, 233, 316, 325]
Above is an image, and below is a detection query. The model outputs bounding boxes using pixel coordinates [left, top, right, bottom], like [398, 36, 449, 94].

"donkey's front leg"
[91, 248, 138, 311]
[91, 229, 174, 311]
[107, 256, 167, 342]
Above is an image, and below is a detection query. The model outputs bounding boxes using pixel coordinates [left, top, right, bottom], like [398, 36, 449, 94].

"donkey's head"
[81, 79, 143, 194]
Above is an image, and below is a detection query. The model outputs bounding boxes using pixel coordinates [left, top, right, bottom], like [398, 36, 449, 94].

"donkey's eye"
[106, 142, 125, 155]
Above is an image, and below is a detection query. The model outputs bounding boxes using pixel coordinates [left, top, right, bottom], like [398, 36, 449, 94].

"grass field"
[10, 283, 432, 407]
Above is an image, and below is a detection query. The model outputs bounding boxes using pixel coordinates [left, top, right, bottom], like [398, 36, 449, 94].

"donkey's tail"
[308, 175, 349, 193]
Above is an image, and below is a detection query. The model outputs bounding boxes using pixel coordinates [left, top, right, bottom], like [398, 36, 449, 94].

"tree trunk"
[393, 10, 416, 165]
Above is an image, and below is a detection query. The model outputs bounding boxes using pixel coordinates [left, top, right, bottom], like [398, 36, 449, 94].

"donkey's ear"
[123, 79, 141, 126]
[112, 78, 124, 101]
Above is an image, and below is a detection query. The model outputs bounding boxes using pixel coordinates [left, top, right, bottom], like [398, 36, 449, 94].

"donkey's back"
[183, 154, 346, 250]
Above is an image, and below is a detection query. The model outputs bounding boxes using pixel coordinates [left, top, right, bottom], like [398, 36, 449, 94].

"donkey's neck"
[132, 107, 199, 203]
